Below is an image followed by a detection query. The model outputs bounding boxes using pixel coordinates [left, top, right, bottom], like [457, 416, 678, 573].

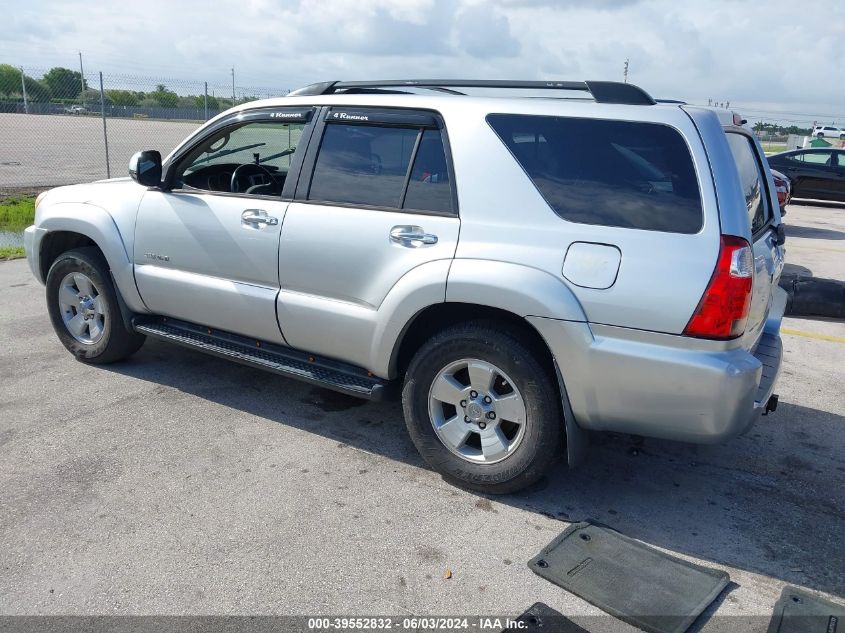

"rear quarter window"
[725, 133, 770, 235]
[487, 114, 703, 234]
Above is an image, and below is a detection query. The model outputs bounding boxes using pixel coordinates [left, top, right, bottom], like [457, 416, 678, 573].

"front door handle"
[242, 209, 278, 227]
[389, 225, 438, 247]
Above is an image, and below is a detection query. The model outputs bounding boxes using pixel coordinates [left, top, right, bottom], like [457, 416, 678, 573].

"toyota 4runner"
[24, 79, 786, 493]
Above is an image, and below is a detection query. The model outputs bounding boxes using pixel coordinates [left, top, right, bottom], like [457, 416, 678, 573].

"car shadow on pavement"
[503, 401, 845, 599]
[783, 224, 845, 240]
[790, 199, 845, 211]
[108, 340, 845, 599]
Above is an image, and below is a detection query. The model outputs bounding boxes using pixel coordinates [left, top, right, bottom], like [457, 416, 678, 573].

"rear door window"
[726, 133, 770, 235]
[795, 151, 833, 165]
[403, 129, 453, 213]
[308, 124, 418, 208]
[307, 120, 454, 213]
[487, 114, 703, 233]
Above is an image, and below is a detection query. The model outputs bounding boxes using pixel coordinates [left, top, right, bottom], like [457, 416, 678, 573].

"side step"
[133, 317, 388, 401]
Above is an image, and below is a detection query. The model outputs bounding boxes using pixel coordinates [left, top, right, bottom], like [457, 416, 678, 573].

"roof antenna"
[623, 58, 629, 83]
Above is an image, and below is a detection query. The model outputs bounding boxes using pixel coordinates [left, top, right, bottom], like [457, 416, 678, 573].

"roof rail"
[288, 79, 656, 106]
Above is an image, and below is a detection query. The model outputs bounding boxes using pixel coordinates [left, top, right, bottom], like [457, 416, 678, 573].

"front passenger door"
[133, 107, 314, 344]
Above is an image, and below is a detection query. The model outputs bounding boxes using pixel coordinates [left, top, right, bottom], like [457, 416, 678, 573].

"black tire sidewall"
[45, 249, 125, 362]
[403, 325, 562, 493]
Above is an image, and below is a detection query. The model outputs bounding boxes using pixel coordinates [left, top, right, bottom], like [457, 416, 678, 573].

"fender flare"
[445, 258, 588, 321]
[36, 202, 147, 313]
[371, 258, 589, 377]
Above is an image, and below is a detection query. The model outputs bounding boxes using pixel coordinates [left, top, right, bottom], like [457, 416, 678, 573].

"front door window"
[173, 120, 306, 196]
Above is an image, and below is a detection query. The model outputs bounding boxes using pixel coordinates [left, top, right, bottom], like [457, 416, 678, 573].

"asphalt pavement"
[0, 203, 843, 630]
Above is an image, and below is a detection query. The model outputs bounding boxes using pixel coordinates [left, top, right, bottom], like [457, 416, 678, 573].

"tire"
[817, 133, 824, 138]
[45, 247, 145, 364]
[402, 322, 562, 494]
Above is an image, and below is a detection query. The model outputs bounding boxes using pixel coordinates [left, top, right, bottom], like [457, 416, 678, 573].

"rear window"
[726, 133, 769, 234]
[487, 114, 703, 233]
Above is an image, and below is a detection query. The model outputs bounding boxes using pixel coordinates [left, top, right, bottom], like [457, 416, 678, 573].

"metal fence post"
[99, 72, 111, 178]
[204, 81, 208, 121]
[19, 67, 29, 114]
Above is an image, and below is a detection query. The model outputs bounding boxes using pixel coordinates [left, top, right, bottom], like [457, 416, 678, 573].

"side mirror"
[129, 150, 162, 187]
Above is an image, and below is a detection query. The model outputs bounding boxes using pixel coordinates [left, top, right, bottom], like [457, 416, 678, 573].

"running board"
[132, 317, 387, 401]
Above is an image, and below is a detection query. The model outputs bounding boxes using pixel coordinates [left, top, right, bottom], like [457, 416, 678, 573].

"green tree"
[22, 76, 51, 101]
[107, 89, 138, 106]
[194, 94, 220, 110]
[150, 84, 178, 108]
[80, 88, 110, 106]
[0, 65, 51, 101]
[0, 64, 20, 96]
[42, 67, 86, 99]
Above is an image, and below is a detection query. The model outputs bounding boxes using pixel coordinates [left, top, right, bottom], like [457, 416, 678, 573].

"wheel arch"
[36, 204, 148, 313]
[391, 303, 555, 381]
[391, 301, 589, 468]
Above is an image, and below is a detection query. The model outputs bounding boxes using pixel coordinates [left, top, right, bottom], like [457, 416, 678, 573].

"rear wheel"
[402, 323, 562, 494]
[45, 248, 145, 363]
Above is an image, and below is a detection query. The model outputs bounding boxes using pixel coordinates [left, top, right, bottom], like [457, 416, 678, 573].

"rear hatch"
[723, 129, 785, 349]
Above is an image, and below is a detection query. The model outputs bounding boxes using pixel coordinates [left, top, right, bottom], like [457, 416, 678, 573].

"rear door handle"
[242, 209, 278, 227]
[389, 225, 438, 247]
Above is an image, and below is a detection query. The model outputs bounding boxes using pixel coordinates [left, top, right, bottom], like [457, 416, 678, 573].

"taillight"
[684, 235, 753, 339]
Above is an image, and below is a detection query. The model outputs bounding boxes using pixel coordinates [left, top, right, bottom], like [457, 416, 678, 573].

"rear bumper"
[528, 311, 784, 445]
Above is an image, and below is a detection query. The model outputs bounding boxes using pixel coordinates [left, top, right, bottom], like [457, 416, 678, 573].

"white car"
[812, 125, 845, 139]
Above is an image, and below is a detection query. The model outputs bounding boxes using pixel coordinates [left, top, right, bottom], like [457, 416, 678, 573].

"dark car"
[770, 168, 791, 215]
[767, 148, 845, 203]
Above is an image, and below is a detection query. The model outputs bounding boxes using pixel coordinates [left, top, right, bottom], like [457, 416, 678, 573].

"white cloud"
[2, 0, 845, 123]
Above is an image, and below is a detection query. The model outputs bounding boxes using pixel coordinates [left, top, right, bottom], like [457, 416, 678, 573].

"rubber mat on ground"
[767, 586, 845, 633]
[528, 522, 729, 633]
[501, 602, 588, 632]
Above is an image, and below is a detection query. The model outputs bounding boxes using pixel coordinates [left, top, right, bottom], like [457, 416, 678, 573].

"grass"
[0, 246, 25, 260]
[0, 196, 36, 231]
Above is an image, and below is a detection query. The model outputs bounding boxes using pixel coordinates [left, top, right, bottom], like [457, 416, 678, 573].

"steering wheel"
[230, 163, 280, 194]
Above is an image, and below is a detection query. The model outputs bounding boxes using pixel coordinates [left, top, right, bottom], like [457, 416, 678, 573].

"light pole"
[78, 51, 86, 108]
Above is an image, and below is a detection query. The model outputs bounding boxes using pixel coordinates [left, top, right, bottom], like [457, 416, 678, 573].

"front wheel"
[402, 323, 562, 494]
[45, 247, 145, 364]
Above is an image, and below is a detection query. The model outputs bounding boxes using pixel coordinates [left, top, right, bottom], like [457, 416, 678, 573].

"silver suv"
[24, 79, 786, 493]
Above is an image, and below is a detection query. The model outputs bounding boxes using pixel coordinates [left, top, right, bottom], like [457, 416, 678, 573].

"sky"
[3, 0, 845, 126]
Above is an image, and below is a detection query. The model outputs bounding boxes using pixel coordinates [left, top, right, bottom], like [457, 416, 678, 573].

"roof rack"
[288, 79, 656, 106]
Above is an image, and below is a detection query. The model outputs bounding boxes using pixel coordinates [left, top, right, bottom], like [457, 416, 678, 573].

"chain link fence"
[1, 65, 291, 191]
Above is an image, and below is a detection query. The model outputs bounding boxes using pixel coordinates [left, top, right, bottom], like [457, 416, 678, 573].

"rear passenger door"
[783, 151, 836, 199]
[276, 107, 459, 370]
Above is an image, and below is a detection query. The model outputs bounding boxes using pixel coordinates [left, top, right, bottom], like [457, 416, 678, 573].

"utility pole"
[78, 51, 86, 108]
[231, 67, 236, 106]
[19, 67, 29, 114]
[623, 58, 629, 83]
[99, 71, 110, 178]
